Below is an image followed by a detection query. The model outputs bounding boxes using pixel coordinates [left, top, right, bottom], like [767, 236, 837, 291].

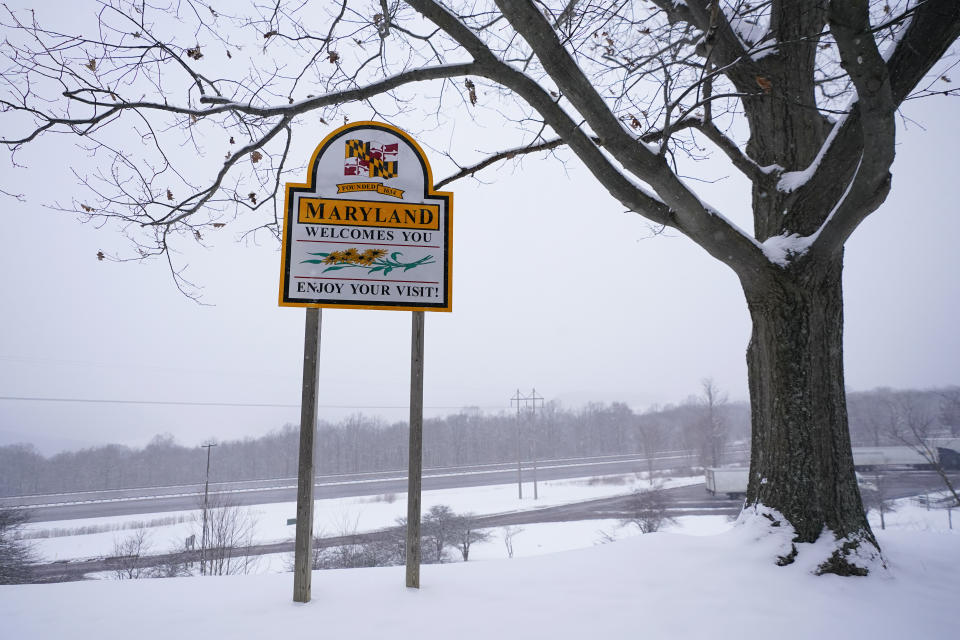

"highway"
[3, 450, 715, 522]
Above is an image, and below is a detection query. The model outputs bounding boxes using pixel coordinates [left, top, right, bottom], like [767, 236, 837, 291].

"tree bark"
[742, 253, 879, 574]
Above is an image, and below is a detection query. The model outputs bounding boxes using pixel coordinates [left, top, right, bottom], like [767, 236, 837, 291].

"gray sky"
[0, 10, 958, 454]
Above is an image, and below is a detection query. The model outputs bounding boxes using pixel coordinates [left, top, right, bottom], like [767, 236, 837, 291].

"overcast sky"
[0, 7, 958, 455]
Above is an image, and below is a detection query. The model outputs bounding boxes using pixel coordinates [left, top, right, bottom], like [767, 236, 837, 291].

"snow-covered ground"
[23, 472, 702, 563]
[6, 474, 958, 639]
[21, 473, 959, 570]
[3, 497, 957, 640]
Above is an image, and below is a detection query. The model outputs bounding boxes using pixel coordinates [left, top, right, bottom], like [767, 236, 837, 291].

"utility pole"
[511, 389, 525, 499]
[199, 442, 216, 576]
[528, 388, 544, 500]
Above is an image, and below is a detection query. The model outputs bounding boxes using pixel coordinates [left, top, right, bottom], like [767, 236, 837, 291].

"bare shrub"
[197, 495, 259, 576]
[362, 492, 397, 504]
[300, 518, 405, 571]
[585, 475, 628, 486]
[621, 487, 676, 534]
[111, 527, 152, 579]
[152, 545, 194, 578]
[312, 535, 403, 570]
[450, 513, 492, 562]
[502, 525, 523, 559]
[417, 505, 450, 563]
[23, 514, 192, 540]
[595, 530, 618, 545]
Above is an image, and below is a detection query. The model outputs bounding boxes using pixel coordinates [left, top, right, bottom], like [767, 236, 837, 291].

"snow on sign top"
[278, 121, 453, 311]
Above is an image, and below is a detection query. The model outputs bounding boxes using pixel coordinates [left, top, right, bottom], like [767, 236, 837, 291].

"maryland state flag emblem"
[344, 139, 399, 179]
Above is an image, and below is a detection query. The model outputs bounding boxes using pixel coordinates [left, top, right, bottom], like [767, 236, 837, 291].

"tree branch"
[406, 0, 677, 229]
[682, 118, 774, 184]
[802, 0, 960, 261]
[650, 0, 759, 92]
[490, 0, 766, 274]
[436, 137, 573, 189]
[56, 62, 480, 121]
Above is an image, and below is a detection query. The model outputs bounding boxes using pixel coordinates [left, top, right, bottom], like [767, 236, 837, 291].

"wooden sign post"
[292, 307, 321, 603]
[279, 122, 453, 600]
[406, 311, 425, 588]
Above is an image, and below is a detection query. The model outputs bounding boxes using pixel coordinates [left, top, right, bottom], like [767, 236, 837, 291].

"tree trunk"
[742, 253, 881, 575]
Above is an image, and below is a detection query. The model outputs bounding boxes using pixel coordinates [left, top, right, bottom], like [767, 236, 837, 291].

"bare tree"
[860, 474, 898, 531]
[939, 388, 960, 437]
[0, 508, 36, 584]
[2, 0, 959, 573]
[621, 487, 677, 534]
[196, 495, 259, 576]
[501, 525, 523, 559]
[887, 397, 960, 507]
[450, 513, 492, 562]
[848, 389, 898, 447]
[636, 411, 668, 485]
[421, 504, 456, 564]
[693, 379, 728, 468]
[111, 527, 152, 579]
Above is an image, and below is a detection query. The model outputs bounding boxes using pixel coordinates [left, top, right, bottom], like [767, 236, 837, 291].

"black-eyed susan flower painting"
[301, 248, 436, 276]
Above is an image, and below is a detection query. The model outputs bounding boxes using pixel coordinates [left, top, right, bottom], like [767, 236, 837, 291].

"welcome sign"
[279, 122, 453, 311]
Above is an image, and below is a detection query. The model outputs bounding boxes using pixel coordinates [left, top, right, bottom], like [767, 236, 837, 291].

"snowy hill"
[3, 512, 958, 640]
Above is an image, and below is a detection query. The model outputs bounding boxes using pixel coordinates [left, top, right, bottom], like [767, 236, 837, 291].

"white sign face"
[279, 122, 453, 311]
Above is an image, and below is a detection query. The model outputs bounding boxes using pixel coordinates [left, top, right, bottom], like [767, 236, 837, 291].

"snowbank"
[2, 521, 957, 640]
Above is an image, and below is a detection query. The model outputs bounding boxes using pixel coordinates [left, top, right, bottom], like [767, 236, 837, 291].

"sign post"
[406, 311, 425, 588]
[279, 121, 452, 600]
[292, 307, 321, 603]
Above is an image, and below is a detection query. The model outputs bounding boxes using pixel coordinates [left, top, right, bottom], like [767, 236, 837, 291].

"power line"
[0, 395, 298, 408]
[0, 354, 295, 380]
[0, 395, 505, 410]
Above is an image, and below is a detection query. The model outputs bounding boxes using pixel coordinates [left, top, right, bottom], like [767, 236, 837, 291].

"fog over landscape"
[2, 2, 960, 637]
[1, 89, 957, 454]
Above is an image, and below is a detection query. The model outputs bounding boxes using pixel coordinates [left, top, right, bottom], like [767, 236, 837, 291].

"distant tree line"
[2, 386, 956, 497]
[846, 387, 960, 447]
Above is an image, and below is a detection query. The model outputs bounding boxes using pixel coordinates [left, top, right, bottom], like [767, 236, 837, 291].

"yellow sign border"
[278, 121, 453, 312]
